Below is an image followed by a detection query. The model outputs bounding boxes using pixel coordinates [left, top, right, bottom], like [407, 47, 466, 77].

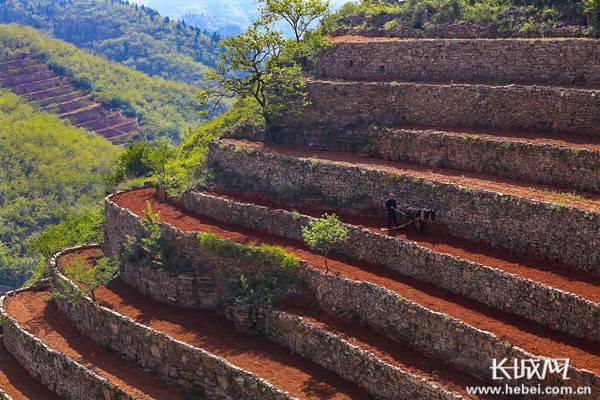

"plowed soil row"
[223, 139, 600, 212]
[212, 189, 600, 304]
[59, 249, 371, 400]
[4, 291, 185, 400]
[111, 188, 600, 375]
[0, 342, 60, 400]
[278, 298, 489, 399]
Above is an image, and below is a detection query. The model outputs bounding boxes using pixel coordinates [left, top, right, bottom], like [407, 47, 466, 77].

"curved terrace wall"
[299, 80, 600, 137]
[0, 284, 133, 400]
[208, 141, 600, 277]
[103, 191, 600, 399]
[264, 126, 600, 194]
[180, 190, 600, 343]
[314, 38, 600, 85]
[50, 247, 294, 400]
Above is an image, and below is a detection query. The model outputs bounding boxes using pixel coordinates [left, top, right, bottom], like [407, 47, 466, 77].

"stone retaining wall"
[263, 126, 600, 194]
[0, 285, 133, 400]
[50, 248, 295, 400]
[181, 190, 600, 343]
[104, 202, 244, 310]
[298, 80, 600, 137]
[101, 202, 600, 399]
[208, 142, 600, 277]
[263, 310, 462, 400]
[314, 39, 600, 85]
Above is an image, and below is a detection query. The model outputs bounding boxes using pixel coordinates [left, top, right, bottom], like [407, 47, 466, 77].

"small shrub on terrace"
[302, 213, 349, 274]
[124, 202, 165, 268]
[61, 256, 119, 302]
[198, 232, 302, 309]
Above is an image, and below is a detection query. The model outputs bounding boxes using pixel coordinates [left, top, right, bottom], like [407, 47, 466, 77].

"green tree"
[259, 0, 330, 42]
[302, 214, 349, 274]
[200, 23, 308, 135]
[63, 256, 119, 302]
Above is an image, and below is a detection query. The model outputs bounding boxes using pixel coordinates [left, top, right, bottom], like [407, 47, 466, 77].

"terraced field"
[1, 36, 599, 400]
[0, 54, 140, 144]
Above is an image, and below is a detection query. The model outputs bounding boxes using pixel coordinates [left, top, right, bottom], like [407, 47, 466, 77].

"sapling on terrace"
[302, 213, 349, 274]
[63, 256, 119, 302]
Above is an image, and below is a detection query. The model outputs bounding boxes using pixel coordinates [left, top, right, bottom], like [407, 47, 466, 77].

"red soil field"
[111, 188, 600, 375]
[63, 249, 483, 399]
[4, 290, 185, 400]
[59, 250, 371, 400]
[212, 189, 600, 304]
[0, 343, 60, 400]
[278, 300, 491, 400]
[223, 139, 600, 212]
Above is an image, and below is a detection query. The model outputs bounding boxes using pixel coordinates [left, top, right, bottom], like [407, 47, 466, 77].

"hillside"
[0, 0, 223, 85]
[0, 54, 141, 144]
[0, 90, 121, 288]
[327, 0, 600, 37]
[0, 24, 215, 141]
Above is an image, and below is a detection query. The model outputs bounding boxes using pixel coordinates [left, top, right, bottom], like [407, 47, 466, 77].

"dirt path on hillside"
[59, 249, 371, 400]
[0, 342, 60, 400]
[212, 189, 600, 304]
[4, 291, 184, 400]
[223, 139, 600, 212]
[111, 188, 600, 376]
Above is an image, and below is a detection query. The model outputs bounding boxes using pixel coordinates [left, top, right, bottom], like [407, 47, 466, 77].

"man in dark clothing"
[385, 193, 400, 229]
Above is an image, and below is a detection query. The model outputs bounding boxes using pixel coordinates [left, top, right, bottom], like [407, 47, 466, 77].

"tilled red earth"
[4, 291, 185, 400]
[59, 249, 371, 400]
[278, 299, 491, 399]
[212, 189, 600, 304]
[112, 188, 600, 375]
[0, 342, 60, 400]
[223, 139, 600, 213]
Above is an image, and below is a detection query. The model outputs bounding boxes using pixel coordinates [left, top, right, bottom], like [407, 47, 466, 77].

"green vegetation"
[302, 214, 349, 273]
[200, 0, 330, 135]
[0, 0, 223, 85]
[0, 90, 120, 287]
[124, 202, 165, 269]
[61, 256, 119, 302]
[0, 24, 221, 141]
[198, 232, 302, 309]
[328, 0, 600, 36]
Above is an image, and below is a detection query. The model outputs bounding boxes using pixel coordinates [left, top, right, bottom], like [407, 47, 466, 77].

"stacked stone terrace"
[0, 53, 140, 144]
[1, 37, 600, 400]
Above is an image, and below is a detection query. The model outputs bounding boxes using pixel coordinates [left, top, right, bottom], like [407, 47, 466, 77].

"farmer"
[385, 193, 400, 229]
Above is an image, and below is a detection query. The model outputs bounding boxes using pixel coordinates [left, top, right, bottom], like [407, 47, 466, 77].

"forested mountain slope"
[0, 24, 213, 141]
[0, 0, 223, 85]
[0, 90, 121, 287]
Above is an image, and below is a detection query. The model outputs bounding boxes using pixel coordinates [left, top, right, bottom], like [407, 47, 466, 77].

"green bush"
[198, 232, 302, 308]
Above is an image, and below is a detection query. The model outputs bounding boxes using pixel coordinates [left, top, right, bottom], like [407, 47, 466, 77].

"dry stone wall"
[103, 196, 600, 399]
[262, 126, 600, 194]
[299, 80, 600, 137]
[181, 191, 600, 343]
[208, 142, 600, 277]
[314, 39, 600, 85]
[263, 310, 462, 400]
[50, 249, 295, 400]
[0, 285, 133, 400]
